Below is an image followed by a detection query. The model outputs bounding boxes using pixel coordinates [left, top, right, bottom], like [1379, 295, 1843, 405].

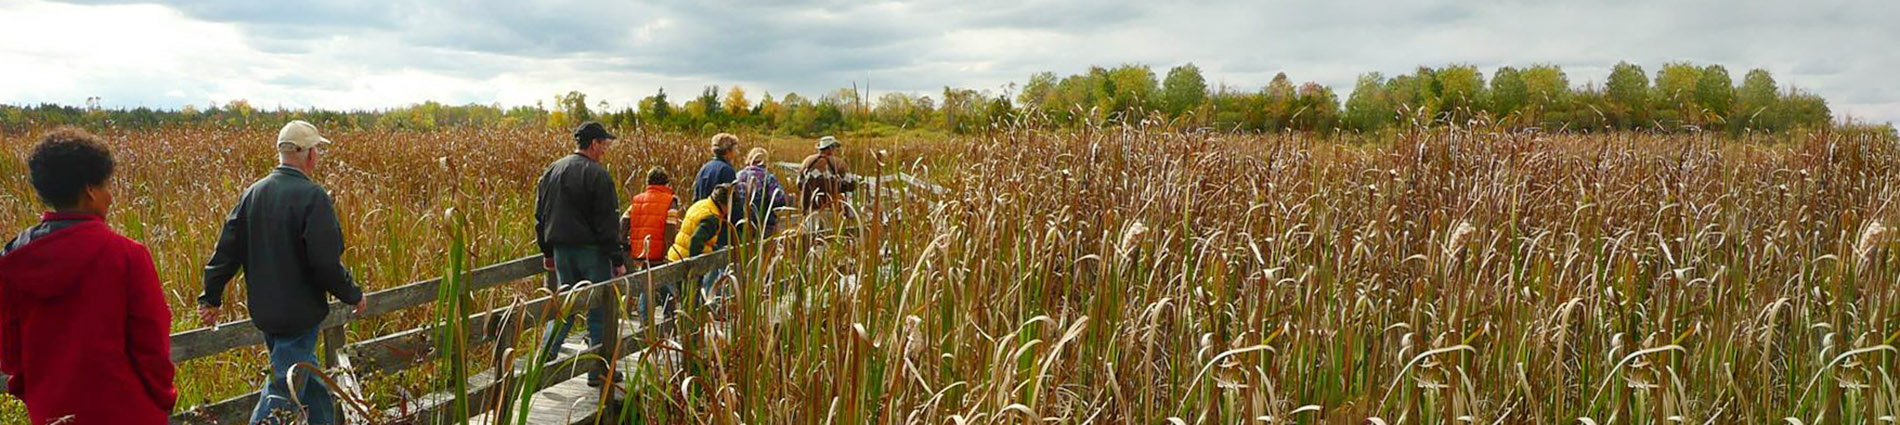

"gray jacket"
[199, 166, 363, 335]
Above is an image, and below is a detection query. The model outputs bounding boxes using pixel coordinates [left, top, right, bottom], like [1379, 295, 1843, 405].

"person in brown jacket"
[798, 136, 854, 233]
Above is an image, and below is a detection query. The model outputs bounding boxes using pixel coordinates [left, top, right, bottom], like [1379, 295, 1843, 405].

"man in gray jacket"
[198, 120, 366, 425]
[534, 121, 627, 387]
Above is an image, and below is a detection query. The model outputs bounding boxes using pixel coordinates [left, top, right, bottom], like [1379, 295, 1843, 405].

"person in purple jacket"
[734, 147, 792, 237]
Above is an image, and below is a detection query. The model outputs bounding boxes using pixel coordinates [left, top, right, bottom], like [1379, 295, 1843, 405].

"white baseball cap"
[277, 120, 333, 151]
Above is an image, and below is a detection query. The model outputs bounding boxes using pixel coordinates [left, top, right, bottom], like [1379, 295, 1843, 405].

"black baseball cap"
[573, 122, 617, 142]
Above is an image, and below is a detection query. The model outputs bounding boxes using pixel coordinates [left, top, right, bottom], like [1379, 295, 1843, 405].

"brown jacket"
[799, 153, 851, 211]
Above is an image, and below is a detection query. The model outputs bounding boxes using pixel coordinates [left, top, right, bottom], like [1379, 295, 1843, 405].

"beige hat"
[710, 133, 740, 152]
[277, 120, 332, 152]
[816, 136, 841, 150]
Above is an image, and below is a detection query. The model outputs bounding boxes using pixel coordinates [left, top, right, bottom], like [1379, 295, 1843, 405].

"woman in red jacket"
[0, 128, 178, 424]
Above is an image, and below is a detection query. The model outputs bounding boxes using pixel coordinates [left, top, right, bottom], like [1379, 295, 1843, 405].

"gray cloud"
[15, 0, 1900, 124]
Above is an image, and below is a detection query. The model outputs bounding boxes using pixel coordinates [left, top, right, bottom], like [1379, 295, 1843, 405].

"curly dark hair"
[646, 166, 670, 186]
[28, 127, 114, 209]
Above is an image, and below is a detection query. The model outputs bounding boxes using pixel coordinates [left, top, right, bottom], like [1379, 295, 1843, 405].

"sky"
[1, 0, 1895, 124]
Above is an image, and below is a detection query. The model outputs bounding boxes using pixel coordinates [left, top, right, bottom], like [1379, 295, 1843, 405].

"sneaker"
[588, 371, 626, 388]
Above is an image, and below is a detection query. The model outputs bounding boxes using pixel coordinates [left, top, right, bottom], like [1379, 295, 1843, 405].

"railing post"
[322, 325, 344, 366]
[596, 282, 621, 386]
[321, 324, 345, 421]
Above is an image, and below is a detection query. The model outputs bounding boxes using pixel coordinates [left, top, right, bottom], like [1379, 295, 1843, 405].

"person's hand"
[542, 255, 555, 271]
[353, 295, 369, 315]
[614, 265, 628, 276]
[197, 305, 220, 326]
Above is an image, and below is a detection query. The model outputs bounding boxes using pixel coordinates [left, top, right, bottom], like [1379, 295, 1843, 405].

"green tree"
[1653, 62, 1702, 126]
[1262, 72, 1298, 130]
[1434, 64, 1485, 124]
[1018, 71, 1059, 112]
[1488, 66, 1528, 122]
[1694, 65, 1734, 126]
[1291, 82, 1341, 133]
[1106, 64, 1159, 119]
[553, 91, 593, 126]
[1520, 64, 1571, 127]
[1161, 63, 1208, 116]
[638, 88, 672, 127]
[1735, 69, 1779, 130]
[1344, 72, 1394, 132]
[1605, 61, 1650, 129]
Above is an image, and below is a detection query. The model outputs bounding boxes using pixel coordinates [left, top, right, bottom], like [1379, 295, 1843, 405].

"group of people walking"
[0, 120, 855, 424]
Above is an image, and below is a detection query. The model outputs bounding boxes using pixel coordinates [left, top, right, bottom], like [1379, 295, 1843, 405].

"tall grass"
[1, 125, 1896, 424]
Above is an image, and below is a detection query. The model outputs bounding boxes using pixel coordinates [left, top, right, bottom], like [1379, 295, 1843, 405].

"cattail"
[903, 315, 925, 358]
[1857, 221, 1888, 259]
[1118, 220, 1148, 258]
[1444, 220, 1476, 258]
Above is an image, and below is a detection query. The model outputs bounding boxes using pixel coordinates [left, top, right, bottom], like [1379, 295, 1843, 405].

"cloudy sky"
[1, 0, 1895, 123]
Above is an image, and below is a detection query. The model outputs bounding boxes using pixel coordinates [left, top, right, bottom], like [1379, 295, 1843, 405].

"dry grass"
[2, 125, 1897, 424]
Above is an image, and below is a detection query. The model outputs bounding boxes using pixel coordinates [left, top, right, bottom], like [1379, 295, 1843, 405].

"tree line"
[0, 62, 1876, 137]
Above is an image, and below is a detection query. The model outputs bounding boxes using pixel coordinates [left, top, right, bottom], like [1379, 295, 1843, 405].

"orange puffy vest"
[624, 185, 676, 261]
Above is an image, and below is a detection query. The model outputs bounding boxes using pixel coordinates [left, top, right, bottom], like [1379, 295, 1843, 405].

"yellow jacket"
[667, 198, 728, 262]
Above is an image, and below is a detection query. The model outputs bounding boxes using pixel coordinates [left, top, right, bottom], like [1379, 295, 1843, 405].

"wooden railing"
[1, 247, 735, 425]
[185, 249, 736, 425]
[3, 168, 936, 424]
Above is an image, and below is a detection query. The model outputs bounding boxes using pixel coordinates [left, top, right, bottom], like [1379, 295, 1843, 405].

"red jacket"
[624, 185, 678, 261]
[0, 212, 177, 424]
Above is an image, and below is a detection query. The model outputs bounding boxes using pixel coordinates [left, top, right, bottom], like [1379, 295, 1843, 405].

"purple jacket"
[736, 164, 791, 231]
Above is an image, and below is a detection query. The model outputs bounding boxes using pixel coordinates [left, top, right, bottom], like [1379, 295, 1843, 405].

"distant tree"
[1653, 62, 1702, 126]
[1434, 64, 1485, 124]
[638, 88, 672, 127]
[1292, 82, 1341, 132]
[1263, 73, 1298, 130]
[1605, 61, 1650, 129]
[1735, 69, 1779, 130]
[724, 86, 751, 118]
[756, 92, 783, 128]
[1344, 72, 1394, 132]
[1519, 64, 1571, 127]
[553, 91, 592, 126]
[1018, 71, 1058, 111]
[1694, 65, 1734, 125]
[1161, 63, 1208, 116]
[1106, 64, 1159, 119]
[1488, 66, 1528, 121]
[1780, 89, 1832, 131]
[697, 86, 723, 121]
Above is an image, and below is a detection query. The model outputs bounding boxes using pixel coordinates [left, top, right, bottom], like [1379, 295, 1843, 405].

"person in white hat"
[798, 136, 854, 233]
[199, 120, 365, 425]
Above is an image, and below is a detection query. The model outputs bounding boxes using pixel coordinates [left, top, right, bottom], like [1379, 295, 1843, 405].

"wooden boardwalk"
[466, 330, 655, 425]
[0, 166, 936, 425]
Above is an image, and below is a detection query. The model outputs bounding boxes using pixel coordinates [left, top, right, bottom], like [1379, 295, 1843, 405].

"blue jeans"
[539, 245, 613, 378]
[251, 327, 335, 425]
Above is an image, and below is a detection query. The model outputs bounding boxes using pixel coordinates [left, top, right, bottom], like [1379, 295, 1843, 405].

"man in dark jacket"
[533, 121, 627, 387]
[693, 133, 740, 201]
[198, 120, 366, 425]
[0, 128, 177, 424]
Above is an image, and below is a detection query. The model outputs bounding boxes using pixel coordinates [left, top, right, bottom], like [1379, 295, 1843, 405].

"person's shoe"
[588, 371, 626, 387]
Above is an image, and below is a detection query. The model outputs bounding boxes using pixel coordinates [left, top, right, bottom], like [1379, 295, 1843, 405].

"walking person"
[0, 128, 178, 425]
[198, 120, 366, 425]
[693, 133, 740, 201]
[798, 136, 855, 233]
[621, 166, 680, 322]
[735, 148, 792, 238]
[533, 122, 627, 387]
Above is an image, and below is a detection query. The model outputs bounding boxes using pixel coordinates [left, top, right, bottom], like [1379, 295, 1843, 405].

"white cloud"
[0, 0, 1894, 124]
